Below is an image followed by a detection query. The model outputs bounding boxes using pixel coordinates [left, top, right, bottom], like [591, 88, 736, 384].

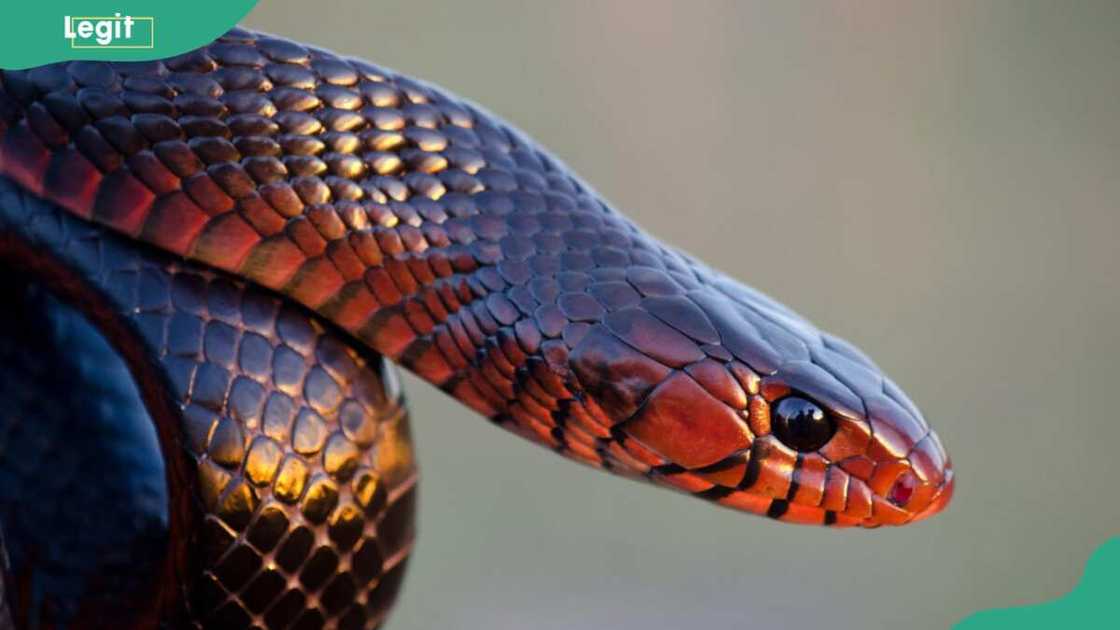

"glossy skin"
[0, 177, 414, 628]
[0, 27, 952, 628]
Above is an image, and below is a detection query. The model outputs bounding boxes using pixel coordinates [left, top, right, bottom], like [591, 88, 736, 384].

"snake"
[0, 27, 953, 629]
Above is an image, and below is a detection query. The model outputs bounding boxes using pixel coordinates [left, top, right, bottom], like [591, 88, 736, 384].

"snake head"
[568, 267, 953, 528]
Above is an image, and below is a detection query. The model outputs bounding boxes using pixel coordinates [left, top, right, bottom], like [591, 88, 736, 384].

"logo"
[63, 14, 154, 49]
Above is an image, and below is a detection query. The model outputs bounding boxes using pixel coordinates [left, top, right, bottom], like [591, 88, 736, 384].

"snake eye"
[771, 396, 836, 452]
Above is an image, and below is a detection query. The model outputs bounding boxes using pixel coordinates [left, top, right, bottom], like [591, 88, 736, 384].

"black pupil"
[772, 396, 836, 452]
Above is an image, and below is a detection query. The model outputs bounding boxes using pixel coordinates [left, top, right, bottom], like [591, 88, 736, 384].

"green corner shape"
[1, 2, 259, 70]
[955, 537, 1120, 629]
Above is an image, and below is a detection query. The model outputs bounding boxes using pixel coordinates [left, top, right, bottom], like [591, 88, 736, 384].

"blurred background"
[244, 2, 1119, 629]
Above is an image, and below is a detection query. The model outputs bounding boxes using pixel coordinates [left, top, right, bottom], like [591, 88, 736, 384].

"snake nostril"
[888, 470, 918, 507]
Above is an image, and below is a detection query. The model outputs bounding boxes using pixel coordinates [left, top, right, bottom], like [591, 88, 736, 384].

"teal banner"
[956, 537, 1120, 629]
[2, 1, 259, 69]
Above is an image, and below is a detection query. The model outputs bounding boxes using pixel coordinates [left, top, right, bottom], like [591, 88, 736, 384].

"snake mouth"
[861, 457, 953, 527]
[897, 430, 954, 524]
[907, 469, 955, 524]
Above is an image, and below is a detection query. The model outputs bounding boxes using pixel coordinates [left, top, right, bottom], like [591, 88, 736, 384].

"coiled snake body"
[0, 28, 953, 629]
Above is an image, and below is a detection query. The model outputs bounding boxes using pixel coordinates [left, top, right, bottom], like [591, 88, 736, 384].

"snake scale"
[0, 27, 953, 629]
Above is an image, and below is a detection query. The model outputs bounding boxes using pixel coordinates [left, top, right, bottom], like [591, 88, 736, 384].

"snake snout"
[893, 432, 954, 524]
[857, 398, 954, 526]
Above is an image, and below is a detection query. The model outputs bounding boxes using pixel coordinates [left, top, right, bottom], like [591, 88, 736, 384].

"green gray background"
[244, 2, 1119, 628]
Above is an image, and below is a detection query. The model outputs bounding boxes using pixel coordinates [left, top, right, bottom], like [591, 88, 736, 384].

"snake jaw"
[908, 467, 955, 524]
[860, 389, 954, 526]
[829, 402, 953, 527]
[890, 433, 955, 525]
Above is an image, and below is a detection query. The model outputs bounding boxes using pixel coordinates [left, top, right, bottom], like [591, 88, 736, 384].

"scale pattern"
[0, 176, 415, 629]
[0, 27, 952, 529]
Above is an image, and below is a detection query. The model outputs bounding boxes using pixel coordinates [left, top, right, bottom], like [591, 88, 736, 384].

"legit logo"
[63, 14, 154, 49]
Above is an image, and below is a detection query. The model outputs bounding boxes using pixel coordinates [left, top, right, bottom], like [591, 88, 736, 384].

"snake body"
[0, 28, 952, 629]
